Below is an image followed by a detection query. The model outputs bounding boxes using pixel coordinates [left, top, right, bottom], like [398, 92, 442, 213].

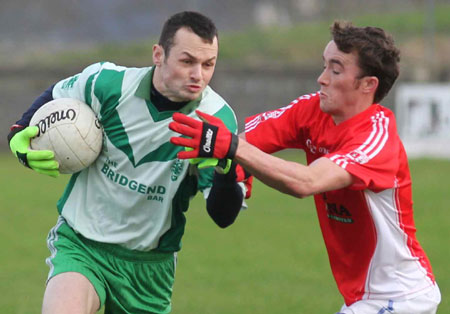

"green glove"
[9, 126, 60, 177]
[186, 148, 232, 173]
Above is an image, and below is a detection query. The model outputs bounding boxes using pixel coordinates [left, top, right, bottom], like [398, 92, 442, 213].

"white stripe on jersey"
[244, 104, 293, 133]
[362, 189, 435, 299]
[330, 111, 390, 169]
[245, 93, 318, 133]
[366, 113, 389, 159]
[245, 115, 261, 133]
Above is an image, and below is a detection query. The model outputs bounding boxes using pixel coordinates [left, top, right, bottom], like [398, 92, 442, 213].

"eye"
[181, 59, 193, 65]
[331, 66, 341, 75]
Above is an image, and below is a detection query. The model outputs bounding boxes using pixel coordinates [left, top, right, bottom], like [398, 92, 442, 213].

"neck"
[332, 98, 373, 125]
[152, 67, 166, 97]
[151, 68, 188, 111]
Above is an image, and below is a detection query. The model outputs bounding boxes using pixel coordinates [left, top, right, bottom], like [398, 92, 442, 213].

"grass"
[0, 151, 448, 313]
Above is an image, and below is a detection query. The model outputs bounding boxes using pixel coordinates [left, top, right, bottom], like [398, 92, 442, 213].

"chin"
[319, 100, 329, 113]
[186, 92, 201, 101]
[173, 93, 195, 102]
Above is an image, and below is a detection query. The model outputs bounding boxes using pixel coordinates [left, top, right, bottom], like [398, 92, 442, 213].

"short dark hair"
[331, 21, 400, 104]
[158, 11, 218, 56]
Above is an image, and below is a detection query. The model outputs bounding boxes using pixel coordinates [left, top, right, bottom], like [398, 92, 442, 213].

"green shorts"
[46, 217, 176, 314]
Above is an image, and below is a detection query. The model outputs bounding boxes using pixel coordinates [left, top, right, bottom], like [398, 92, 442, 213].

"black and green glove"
[9, 126, 60, 177]
[185, 147, 232, 174]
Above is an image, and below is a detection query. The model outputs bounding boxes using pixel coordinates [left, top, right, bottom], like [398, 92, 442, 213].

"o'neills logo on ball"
[36, 109, 76, 136]
[203, 128, 214, 153]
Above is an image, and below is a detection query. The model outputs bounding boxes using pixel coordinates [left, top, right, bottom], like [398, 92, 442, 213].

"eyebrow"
[181, 51, 216, 62]
[329, 58, 344, 67]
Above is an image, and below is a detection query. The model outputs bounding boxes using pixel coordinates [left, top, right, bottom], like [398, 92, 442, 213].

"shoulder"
[197, 86, 232, 113]
[292, 92, 322, 115]
[82, 62, 149, 81]
[89, 62, 148, 81]
[198, 86, 238, 133]
[91, 63, 149, 95]
[376, 104, 395, 120]
[256, 92, 321, 123]
[370, 104, 398, 134]
[277, 92, 321, 117]
[292, 92, 321, 105]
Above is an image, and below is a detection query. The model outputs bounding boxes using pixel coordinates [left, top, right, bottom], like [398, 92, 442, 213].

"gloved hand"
[236, 164, 253, 199]
[9, 126, 60, 177]
[170, 110, 238, 160]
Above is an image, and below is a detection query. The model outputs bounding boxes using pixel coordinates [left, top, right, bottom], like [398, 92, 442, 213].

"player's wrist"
[9, 126, 36, 154]
[7, 124, 26, 145]
[226, 133, 238, 159]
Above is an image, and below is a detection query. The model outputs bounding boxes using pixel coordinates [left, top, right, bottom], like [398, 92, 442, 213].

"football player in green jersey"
[8, 11, 251, 314]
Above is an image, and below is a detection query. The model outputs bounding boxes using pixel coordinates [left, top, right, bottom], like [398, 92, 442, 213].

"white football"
[29, 98, 103, 174]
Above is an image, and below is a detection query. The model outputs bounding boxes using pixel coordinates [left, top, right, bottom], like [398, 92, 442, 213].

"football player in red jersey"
[170, 21, 441, 314]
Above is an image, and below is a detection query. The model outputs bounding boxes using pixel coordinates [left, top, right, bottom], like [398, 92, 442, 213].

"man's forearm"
[235, 137, 353, 198]
[234, 138, 314, 198]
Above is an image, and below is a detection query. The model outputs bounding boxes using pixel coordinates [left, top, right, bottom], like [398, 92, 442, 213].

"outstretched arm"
[234, 136, 353, 198]
[169, 110, 353, 198]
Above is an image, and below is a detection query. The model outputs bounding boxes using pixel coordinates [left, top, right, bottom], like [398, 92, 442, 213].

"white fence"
[395, 83, 450, 158]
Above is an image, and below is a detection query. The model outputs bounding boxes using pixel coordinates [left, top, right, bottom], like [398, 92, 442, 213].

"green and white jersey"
[52, 62, 239, 252]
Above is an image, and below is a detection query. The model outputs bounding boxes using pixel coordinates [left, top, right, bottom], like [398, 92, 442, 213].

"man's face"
[317, 40, 364, 122]
[153, 27, 218, 102]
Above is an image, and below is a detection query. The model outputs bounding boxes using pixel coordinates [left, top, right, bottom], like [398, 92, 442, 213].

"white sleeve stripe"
[367, 115, 390, 159]
[351, 112, 384, 158]
[332, 156, 349, 169]
[244, 92, 318, 133]
[330, 155, 349, 169]
[366, 113, 389, 157]
[245, 116, 261, 132]
[357, 113, 380, 150]
[329, 111, 390, 166]
[245, 101, 299, 133]
[329, 155, 340, 161]
[350, 113, 389, 161]
[361, 113, 383, 155]
[362, 112, 388, 157]
[245, 115, 261, 128]
[245, 125, 257, 133]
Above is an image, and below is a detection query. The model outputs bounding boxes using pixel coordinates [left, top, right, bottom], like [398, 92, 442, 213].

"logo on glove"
[203, 128, 214, 153]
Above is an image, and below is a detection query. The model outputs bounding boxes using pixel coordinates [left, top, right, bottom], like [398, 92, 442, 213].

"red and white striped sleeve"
[326, 109, 401, 191]
[244, 93, 319, 153]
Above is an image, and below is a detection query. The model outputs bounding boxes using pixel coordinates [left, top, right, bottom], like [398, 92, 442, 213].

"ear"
[361, 76, 379, 95]
[152, 44, 164, 66]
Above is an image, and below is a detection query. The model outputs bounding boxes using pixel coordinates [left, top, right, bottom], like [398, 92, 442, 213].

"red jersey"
[244, 93, 435, 305]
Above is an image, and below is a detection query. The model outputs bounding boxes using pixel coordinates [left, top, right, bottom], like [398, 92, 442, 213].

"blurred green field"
[0, 151, 448, 313]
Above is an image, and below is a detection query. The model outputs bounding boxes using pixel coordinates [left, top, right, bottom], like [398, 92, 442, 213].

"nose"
[190, 64, 202, 82]
[317, 69, 328, 86]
